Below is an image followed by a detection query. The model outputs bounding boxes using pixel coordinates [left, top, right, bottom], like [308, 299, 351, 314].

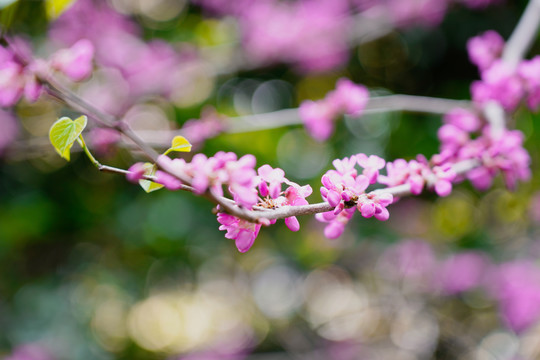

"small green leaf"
[163, 135, 192, 155]
[49, 115, 87, 161]
[45, 0, 76, 20]
[138, 163, 164, 193]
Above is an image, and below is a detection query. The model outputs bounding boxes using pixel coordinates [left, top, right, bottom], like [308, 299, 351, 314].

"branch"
[502, 0, 540, 68]
[249, 158, 481, 221]
[7, 94, 472, 158]
[221, 95, 472, 134]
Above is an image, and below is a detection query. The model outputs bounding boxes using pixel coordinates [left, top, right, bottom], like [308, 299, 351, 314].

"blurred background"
[2, 0, 540, 359]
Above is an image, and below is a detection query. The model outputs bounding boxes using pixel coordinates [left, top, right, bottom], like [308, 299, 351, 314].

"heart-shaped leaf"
[138, 163, 164, 193]
[163, 135, 192, 155]
[49, 115, 87, 161]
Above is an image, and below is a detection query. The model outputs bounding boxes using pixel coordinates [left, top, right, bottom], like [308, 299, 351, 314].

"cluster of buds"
[316, 155, 393, 238]
[129, 155, 312, 252]
[378, 156, 457, 197]
[436, 108, 530, 190]
[468, 30, 540, 111]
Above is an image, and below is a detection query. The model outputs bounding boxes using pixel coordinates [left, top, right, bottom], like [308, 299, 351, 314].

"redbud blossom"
[126, 163, 146, 183]
[217, 213, 262, 253]
[300, 78, 369, 141]
[50, 39, 95, 81]
[467, 30, 504, 71]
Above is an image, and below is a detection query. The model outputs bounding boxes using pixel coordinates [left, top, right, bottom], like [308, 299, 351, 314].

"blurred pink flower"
[436, 252, 489, 295]
[5, 344, 54, 360]
[300, 79, 369, 141]
[379, 239, 436, 281]
[467, 30, 505, 71]
[489, 261, 540, 332]
[50, 39, 94, 81]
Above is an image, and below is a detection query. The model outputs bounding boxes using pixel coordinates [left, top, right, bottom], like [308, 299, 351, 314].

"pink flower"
[226, 154, 258, 208]
[432, 164, 456, 197]
[467, 166, 494, 191]
[300, 79, 370, 141]
[239, 0, 349, 71]
[330, 78, 369, 116]
[299, 100, 336, 141]
[275, 184, 312, 232]
[490, 261, 540, 332]
[467, 30, 504, 71]
[443, 108, 482, 133]
[315, 207, 355, 239]
[320, 162, 369, 214]
[472, 60, 525, 111]
[258, 164, 286, 199]
[518, 56, 540, 110]
[126, 162, 146, 183]
[436, 252, 489, 295]
[357, 192, 393, 221]
[356, 153, 385, 184]
[378, 158, 430, 196]
[50, 39, 95, 81]
[217, 213, 261, 253]
[155, 170, 183, 190]
[0, 61, 24, 107]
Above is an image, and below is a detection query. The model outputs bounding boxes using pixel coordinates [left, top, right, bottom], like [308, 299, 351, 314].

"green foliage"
[163, 135, 192, 156]
[49, 115, 87, 161]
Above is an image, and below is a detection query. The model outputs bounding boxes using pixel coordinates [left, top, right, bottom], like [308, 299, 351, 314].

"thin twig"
[502, 0, 540, 68]
[225, 96, 472, 133]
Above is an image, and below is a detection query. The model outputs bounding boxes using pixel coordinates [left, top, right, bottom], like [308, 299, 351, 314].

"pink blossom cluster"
[194, 0, 503, 71]
[240, 0, 350, 72]
[436, 108, 530, 190]
[128, 154, 312, 253]
[194, 0, 350, 71]
[381, 239, 540, 333]
[49, 0, 196, 115]
[381, 239, 488, 294]
[379, 156, 457, 197]
[316, 154, 393, 239]
[0, 39, 94, 107]
[299, 78, 369, 141]
[153, 152, 259, 207]
[469, 31, 540, 111]
[490, 261, 540, 332]
[217, 165, 313, 252]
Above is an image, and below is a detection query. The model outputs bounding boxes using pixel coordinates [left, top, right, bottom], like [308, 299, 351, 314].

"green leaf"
[138, 163, 164, 193]
[49, 115, 87, 161]
[0, 0, 19, 32]
[0, 0, 18, 10]
[163, 136, 192, 155]
[45, 0, 77, 20]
